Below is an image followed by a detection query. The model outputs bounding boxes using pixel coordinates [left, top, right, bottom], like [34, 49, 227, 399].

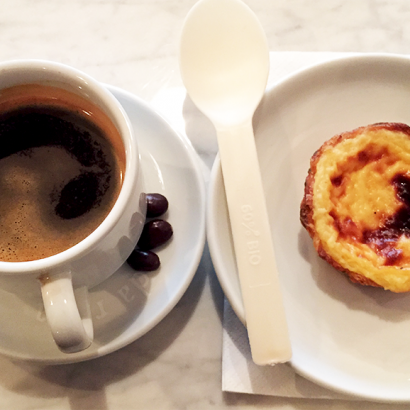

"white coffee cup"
[0, 60, 146, 353]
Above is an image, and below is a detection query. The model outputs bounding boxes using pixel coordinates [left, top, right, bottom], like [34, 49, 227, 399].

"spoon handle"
[217, 120, 292, 365]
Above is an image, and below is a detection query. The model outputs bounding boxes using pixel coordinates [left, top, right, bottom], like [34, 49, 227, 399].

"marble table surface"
[1, 0, 410, 409]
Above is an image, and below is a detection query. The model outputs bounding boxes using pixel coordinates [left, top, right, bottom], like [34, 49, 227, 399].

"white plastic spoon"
[179, 0, 292, 365]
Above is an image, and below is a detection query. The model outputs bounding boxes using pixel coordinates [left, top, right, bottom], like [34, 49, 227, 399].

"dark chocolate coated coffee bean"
[146, 193, 168, 218]
[127, 249, 160, 271]
[137, 219, 173, 250]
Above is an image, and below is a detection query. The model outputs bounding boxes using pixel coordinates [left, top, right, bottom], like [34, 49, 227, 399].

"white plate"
[0, 85, 206, 364]
[208, 54, 410, 402]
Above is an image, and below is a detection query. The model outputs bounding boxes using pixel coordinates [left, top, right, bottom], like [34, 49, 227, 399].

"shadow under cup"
[0, 60, 146, 354]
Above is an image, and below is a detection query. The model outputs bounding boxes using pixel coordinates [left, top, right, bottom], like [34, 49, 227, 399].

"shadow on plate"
[298, 227, 410, 322]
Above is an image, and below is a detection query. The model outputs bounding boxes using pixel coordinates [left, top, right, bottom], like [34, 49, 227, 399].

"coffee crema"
[0, 84, 126, 262]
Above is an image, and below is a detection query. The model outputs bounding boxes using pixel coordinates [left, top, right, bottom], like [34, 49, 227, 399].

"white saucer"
[208, 54, 410, 402]
[0, 85, 206, 364]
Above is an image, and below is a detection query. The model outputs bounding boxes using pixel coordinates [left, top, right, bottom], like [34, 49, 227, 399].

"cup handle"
[40, 272, 94, 353]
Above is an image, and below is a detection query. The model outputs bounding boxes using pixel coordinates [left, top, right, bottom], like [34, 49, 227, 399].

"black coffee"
[0, 85, 125, 262]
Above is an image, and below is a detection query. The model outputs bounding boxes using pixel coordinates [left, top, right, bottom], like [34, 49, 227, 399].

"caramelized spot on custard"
[357, 150, 370, 163]
[357, 144, 386, 165]
[361, 174, 410, 265]
[394, 174, 410, 205]
[330, 211, 362, 241]
[382, 246, 403, 266]
[331, 175, 343, 187]
[330, 144, 390, 188]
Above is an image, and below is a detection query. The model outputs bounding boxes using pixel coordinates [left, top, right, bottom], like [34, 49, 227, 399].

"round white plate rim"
[0, 84, 206, 364]
[207, 53, 410, 402]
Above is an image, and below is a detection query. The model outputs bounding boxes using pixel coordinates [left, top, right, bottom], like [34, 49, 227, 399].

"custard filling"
[313, 126, 410, 292]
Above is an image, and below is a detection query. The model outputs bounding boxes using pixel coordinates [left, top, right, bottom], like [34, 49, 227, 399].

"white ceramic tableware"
[0, 60, 145, 354]
[179, 0, 291, 366]
[208, 53, 410, 402]
[0, 85, 206, 364]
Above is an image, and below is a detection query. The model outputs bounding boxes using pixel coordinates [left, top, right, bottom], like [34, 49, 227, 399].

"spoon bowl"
[179, 0, 269, 126]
